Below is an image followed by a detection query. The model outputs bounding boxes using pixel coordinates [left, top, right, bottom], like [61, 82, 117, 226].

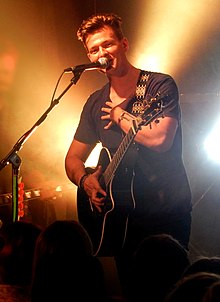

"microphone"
[64, 57, 109, 73]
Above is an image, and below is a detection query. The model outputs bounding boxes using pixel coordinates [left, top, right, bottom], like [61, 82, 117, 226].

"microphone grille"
[98, 57, 109, 68]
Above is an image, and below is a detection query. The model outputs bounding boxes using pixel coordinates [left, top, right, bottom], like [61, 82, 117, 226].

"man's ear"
[87, 52, 91, 61]
[122, 37, 129, 51]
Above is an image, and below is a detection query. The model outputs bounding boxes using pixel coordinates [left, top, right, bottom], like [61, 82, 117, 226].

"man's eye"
[105, 43, 112, 48]
[89, 49, 98, 55]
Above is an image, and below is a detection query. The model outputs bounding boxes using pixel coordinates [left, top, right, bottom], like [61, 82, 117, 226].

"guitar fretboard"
[104, 120, 139, 186]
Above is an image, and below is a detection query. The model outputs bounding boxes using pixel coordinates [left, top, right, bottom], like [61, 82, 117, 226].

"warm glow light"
[132, 0, 220, 76]
[85, 143, 102, 167]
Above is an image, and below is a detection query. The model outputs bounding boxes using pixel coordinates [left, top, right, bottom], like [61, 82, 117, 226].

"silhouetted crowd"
[0, 219, 220, 302]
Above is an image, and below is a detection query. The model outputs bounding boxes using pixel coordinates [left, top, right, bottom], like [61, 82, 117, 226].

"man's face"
[0, 53, 17, 94]
[85, 26, 129, 76]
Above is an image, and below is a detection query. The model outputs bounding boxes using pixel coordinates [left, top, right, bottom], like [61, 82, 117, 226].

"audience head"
[164, 272, 220, 302]
[202, 280, 220, 302]
[183, 256, 220, 277]
[127, 233, 190, 302]
[31, 219, 107, 302]
[0, 220, 41, 286]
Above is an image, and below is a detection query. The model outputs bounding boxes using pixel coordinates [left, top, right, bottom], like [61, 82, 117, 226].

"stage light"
[204, 117, 220, 164]
[85, 143, 102, 167]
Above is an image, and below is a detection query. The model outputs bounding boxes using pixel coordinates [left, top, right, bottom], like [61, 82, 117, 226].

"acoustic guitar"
[77, 93, 173, 256]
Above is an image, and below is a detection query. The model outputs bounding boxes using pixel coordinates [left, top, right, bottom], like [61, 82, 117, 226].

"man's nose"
[98, 47, 108, 57]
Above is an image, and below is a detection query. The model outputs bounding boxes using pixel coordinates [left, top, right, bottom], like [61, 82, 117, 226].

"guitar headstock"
[137, 93, 174, 127]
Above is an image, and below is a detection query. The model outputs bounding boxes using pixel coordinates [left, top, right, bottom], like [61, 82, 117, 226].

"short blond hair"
[77, 13, 124, 46]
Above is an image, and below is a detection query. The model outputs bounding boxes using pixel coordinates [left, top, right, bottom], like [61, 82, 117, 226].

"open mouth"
[106, 59, 113, 70]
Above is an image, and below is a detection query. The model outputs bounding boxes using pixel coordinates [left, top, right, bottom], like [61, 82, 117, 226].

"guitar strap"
[121, 70, 151, 170]
[131, 70, 151, 116]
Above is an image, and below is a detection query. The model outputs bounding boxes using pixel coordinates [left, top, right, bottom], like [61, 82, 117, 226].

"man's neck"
[109, 65, 140, 104]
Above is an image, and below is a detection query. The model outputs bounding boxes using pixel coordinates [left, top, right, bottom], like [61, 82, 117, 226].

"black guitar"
[77, 93, 173, 256]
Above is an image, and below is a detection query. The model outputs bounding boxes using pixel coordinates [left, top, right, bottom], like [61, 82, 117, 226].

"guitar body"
[77, 147, 136, 256]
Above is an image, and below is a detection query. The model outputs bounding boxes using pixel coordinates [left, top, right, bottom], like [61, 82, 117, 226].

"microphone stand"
[0, 71, 82, 222]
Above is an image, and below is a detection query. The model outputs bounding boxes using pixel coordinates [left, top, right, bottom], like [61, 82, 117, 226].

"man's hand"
[101, 101, 115, 129]
[83, 165, 107, 213]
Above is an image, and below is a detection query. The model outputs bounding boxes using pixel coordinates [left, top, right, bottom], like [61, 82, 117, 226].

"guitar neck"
[103, 121, 139, 186]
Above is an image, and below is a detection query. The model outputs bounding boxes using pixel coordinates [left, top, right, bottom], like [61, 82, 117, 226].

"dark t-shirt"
[74, 70, 192, 224]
